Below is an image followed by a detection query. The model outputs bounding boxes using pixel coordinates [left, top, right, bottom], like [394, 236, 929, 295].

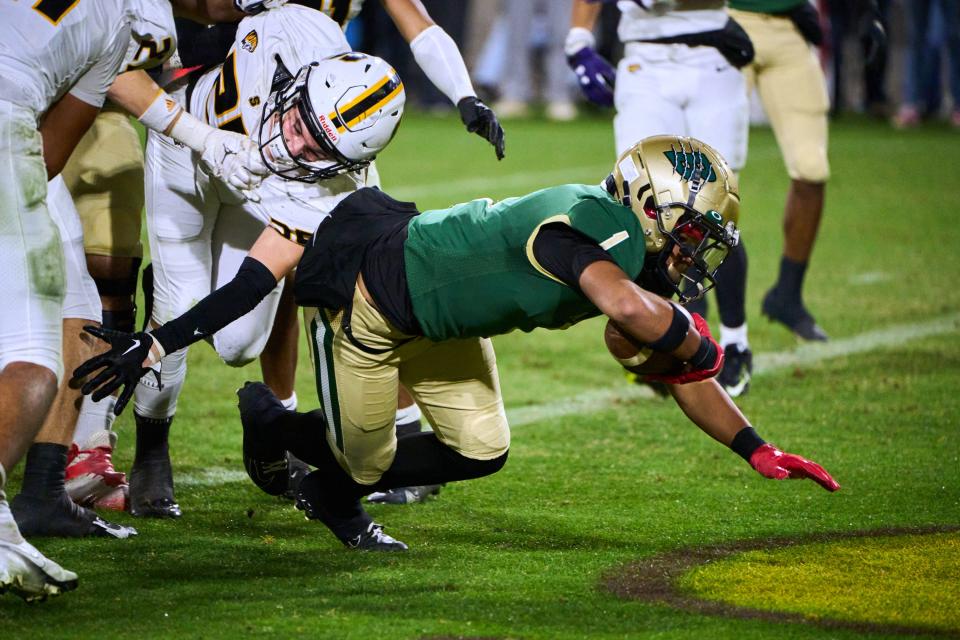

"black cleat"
[237, 381, 290, 497]
[367, 484, 442, 505]
[129, 456, 181, 519]
[10, 492, 137, 539]
[761, 288, 829, 342]
[717, 345, 753, 398]
[296, 473, 407, 551]
[344, 522, 408, 551]
[283, 453, 311, 500]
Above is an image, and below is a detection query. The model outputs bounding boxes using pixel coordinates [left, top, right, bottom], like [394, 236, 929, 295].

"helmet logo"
[242, 30, 258, 53]
[663, 147, 717, 183]
[317, 113, 339, 143]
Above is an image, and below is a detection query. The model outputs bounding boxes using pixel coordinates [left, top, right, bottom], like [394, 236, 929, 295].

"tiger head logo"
[242, 30, 258, 53]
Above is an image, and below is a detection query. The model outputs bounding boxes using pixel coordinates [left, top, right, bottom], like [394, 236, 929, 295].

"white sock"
[280, 391, 297, 411]
[73, 394, 117, 447]
[719, 323, 749, 350]
[395, 403, 422, 426]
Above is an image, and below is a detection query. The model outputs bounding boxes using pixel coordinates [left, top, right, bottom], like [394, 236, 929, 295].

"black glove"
[73, 326, 161, 416]
[457, 96, 505, 161]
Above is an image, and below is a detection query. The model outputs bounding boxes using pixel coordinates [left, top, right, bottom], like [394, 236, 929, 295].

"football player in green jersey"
[75, 135, 840, 551]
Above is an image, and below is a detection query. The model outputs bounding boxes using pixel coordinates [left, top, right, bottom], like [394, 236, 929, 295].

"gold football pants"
[305, 286, 510, 485]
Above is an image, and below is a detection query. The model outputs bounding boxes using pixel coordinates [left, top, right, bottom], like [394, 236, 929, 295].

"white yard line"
[386, 164, 612, 203]
[179, 313, 960, 487]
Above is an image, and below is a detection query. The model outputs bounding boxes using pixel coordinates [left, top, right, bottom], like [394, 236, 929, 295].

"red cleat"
[65, 431, 128, 511]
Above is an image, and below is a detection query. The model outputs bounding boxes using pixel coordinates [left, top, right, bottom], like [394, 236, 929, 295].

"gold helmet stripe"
[329, 73, 403, 132]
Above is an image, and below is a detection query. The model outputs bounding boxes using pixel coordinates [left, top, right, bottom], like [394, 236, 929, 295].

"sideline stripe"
[178, 314, 959, 487]
[508, 313, 960, 428]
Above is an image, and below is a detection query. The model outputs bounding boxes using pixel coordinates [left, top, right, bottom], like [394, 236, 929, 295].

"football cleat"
[128, 455, 180, 519]
[65, 431, 128, 511]
[237, 381, 291, 497]
[345, 522, 408, 552]
[366, 484, 442, 505]
[283, 453, 311, 501]
[10, 492, 137, 539]
[296, 473, 408, 551]
[717, 345, 753, 398]
[761, 288, 829, 342]
[0, 496, 78, 601]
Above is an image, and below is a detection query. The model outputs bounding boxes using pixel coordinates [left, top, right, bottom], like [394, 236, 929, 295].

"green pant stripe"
[311, 312, 343, 452]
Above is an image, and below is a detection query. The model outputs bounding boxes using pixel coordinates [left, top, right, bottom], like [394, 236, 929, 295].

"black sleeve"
[150, 257, 278, 354]
[531, 222, 616, 291]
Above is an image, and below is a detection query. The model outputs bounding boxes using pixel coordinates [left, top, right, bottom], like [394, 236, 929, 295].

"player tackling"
[75, 135, 839, 552]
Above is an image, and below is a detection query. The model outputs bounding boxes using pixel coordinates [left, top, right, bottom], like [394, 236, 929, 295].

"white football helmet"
[258, 52, 405, 182]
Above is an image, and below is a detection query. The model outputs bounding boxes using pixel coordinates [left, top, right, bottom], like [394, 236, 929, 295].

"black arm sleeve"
[150, 257, 278, 354]
[531, 222, 616, 291]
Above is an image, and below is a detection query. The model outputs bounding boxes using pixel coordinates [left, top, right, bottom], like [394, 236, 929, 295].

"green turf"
[2, 113, 958, 639]
[679, 532, 960, 632]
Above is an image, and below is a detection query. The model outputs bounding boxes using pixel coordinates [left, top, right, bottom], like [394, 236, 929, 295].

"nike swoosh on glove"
[73, 327, 161, 416]
[200, 130, 269, 201]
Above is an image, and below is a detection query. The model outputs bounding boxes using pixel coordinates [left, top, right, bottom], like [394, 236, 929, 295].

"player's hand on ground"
[73, 327, 162, 416]
[646, 313, 724, 384]
[233, 0, 288, 14]
[457, 97, 505, 160]
[565, 28, 615, 107]
[749, 443, 841, 492]
[200, 130, 268, 201]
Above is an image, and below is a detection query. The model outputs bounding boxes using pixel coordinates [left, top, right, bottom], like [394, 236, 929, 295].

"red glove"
[749, 443, 841, 492]
[647, 313, 724, 385]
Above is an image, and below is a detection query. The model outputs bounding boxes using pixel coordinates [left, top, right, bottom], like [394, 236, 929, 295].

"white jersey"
[122, 0, 178, 72]
[188, 4, 358, 240]
[618, 0, 728, 41]
[0, 0, 132, 114]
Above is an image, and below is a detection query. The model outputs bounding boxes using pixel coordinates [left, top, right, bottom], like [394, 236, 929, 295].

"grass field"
[2, 112, 959, 639]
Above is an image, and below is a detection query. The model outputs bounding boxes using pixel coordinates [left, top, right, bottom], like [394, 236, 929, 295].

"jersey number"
[213, 51, 247, 134]
[33, 0, 80, 25]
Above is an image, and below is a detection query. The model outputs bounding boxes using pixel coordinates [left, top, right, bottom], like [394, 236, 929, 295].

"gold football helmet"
[608, 135, 740, 303]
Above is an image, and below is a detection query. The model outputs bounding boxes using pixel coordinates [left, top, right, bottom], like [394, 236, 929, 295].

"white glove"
[200, 130, 270, 202]
[233, 0, 288, 14]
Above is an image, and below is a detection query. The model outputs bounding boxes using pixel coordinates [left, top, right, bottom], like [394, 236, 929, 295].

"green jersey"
[729, 0, 805, 13]
[403, 184, 647, 341]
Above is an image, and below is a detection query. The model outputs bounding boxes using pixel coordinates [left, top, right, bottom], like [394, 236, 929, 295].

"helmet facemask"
[258, 63, 369, 183]
[654, 203, 740, 303]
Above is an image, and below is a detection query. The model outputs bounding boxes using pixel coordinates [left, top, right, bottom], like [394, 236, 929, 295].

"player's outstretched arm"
[382, 0, 505, 160]
[566, 0, 615, 107]
[668, 380, 841, 492]
[74, 228, 304, 415]
[108, 70, 268, 197]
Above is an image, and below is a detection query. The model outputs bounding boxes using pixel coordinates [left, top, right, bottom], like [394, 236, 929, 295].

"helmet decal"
[329, 72, 403, 132]
[663, 145, 717, 183]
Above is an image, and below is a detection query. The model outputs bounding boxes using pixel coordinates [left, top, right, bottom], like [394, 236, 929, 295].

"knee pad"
[213, 328, 268, 367]
[95, 257, 142, 333]
[133, 346, 187, 420]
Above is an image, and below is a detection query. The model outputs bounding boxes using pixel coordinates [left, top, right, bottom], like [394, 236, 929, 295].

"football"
[603, 319, 687, 377]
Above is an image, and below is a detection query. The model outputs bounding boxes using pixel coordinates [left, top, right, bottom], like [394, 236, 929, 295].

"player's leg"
[10, 178, 134, 538]
[748, 14, 830, 341]
[0, 102, 77, 599]
[686, 48, 753, 396]
[613, 45, 688, 156]
[128, 130, 219, 518]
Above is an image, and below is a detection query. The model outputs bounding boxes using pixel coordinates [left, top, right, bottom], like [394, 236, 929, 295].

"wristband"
[167, 109, 214, 153]
[409, 25, 476, 105]
[564, 27, 595, 56]
[646, 303, 690, 352]
[730, 426, 766, 461]
[137, 89, 183, 135]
